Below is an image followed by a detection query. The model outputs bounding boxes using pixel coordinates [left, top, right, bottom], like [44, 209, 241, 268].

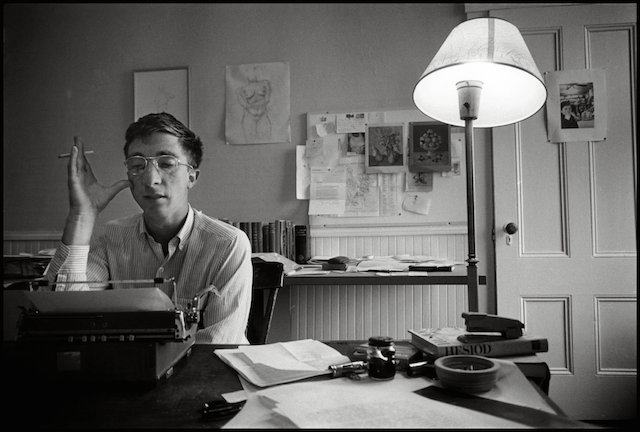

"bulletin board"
[303, 109, 468, 231]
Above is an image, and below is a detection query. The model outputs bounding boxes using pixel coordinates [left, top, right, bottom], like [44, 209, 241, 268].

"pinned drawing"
[133, 67, 189, 126]
[225, 62, 291, 144]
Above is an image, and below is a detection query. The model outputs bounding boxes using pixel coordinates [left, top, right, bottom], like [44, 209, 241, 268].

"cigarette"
[58, 150, 95, 158]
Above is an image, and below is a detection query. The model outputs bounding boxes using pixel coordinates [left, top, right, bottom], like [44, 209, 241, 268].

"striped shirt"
[44, 206, 253, 344]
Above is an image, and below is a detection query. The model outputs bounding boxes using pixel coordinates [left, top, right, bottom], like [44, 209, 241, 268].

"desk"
[285, 267, 487, 311]
[3, 343, 242, 429]
[3, 341, 572, 429]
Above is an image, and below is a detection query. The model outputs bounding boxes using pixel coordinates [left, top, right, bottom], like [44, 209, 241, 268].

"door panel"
[491, 4, 636, 420]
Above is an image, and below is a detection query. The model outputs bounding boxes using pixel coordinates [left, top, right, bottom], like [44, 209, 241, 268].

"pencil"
[58, 150, 95, 158]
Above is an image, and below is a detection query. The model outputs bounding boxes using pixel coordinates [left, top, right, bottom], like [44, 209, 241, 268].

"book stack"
[221, 219, 309, 264]
[408, 327, 549, 358]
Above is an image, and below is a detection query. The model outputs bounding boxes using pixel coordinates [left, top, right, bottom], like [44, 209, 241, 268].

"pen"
[58, 150, 95, 158]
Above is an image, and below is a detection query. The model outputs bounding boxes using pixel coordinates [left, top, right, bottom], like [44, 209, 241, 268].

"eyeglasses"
[124, 155, 194, 176]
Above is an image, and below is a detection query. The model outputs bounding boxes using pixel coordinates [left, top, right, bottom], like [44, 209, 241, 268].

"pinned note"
[402, 194, 431, 215]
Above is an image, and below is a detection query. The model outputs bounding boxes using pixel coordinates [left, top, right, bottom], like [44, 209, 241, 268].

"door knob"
[503, 222, 518, 235]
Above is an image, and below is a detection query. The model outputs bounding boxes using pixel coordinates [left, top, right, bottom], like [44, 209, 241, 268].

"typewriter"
[15, 280, 200, 383]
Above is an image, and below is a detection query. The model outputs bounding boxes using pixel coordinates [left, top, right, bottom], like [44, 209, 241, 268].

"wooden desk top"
[285, 267, 487, 286]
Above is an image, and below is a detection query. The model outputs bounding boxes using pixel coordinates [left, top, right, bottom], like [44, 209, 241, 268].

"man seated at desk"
[43, 112, 252, 344]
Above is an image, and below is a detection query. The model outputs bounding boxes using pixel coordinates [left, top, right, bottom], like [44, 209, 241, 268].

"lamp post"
[412, 18, 547, 312]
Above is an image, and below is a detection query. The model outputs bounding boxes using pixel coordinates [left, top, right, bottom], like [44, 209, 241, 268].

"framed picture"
[365, 123, 406, 173]
[134, 67, 189, 126]
[544, 68, 607, 143]
[408, 122, 451, 172]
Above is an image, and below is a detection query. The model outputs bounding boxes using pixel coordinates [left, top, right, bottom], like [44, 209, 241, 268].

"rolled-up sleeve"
[43, 243, 92, 291]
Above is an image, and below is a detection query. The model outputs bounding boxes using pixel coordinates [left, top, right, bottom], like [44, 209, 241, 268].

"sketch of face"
[561, 104, 573, 118]
[237, 80, 271, 119]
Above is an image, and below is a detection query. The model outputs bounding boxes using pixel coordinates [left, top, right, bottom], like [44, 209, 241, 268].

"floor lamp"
[412, 18, 547, 312]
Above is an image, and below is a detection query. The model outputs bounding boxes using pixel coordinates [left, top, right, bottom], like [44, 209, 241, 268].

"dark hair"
[124, 112, 203, 168]
[560, 101, 572, 109]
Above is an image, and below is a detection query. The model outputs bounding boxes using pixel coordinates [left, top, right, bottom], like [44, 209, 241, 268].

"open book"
[214, 339, 350, 388]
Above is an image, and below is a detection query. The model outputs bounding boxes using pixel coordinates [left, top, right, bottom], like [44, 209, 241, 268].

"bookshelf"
[221, 219, 309, 264]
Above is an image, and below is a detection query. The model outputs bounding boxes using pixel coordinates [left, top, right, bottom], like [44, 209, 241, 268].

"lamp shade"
[413, 18, 547, 128]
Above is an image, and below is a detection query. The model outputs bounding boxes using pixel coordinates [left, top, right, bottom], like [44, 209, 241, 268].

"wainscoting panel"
[3, 232, 60, 255]
[289, 229, 470, 341]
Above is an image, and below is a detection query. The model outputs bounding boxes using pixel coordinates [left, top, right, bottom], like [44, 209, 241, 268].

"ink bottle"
[367, 336, 396, 380]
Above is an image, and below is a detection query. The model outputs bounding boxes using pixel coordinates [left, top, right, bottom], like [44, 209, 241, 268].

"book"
[294, 225, 309, 264]
[251, 221, 263, 253]
[408, 264, 455, 272]
[408, 327, 549, 358]
[408, 259, 459, 272]
[321, 262, 348, 271]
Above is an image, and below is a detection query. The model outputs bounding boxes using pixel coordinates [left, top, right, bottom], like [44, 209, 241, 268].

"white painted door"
[491, 4, 636, 421]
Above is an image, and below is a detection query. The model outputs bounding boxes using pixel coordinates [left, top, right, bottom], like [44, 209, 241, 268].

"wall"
[3, 4, 497, 336]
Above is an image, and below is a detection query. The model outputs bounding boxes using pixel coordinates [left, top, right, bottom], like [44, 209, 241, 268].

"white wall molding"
[3, 231, 62, 241]
[310, 223, 467, 238]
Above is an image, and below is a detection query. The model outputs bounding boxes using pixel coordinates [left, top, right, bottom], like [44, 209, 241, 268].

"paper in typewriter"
[24, 288, 176, 313]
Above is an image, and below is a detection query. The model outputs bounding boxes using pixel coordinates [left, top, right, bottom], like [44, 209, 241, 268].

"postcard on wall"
[406, 171, 434, 192]
[336, 112, 366, 133]
[544, 68, 607, 143]
[225, 62, 291, 144]
[365, 123, 406, 174]
[408, 122, 451, 172]
[347, 132, 365, 155]
[134, 67, 189, 126]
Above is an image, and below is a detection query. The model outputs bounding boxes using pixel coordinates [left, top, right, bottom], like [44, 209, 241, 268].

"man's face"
[125, 132, 199, 221]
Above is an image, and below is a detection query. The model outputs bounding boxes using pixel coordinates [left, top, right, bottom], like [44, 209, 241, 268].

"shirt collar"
[137, 205, 195, 250]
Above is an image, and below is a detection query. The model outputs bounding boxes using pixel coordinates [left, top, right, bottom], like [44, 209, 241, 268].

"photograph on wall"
[347, 132, 365, 154]
[364, 124, 406, 174]
[225, 61, 291, 144]
[408, 122, 451, 172]
[544, 68, 607, 143]
[134, 67, 189, 126]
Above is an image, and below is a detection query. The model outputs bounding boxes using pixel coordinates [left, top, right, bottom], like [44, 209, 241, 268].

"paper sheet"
[223, 361, 556, 428]
[296, 145, 310, 199]
[307, 113, 336, 139]
[341, 156, 380, 217]
[308, 166, 347, 215]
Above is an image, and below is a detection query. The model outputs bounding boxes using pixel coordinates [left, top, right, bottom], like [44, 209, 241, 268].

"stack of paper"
[214, 339, 350, 388]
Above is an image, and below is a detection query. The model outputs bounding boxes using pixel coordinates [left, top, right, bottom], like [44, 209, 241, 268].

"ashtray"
[434, 355, 499, 394]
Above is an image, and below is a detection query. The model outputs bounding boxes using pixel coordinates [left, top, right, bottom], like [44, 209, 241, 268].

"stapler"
[461, 312, 524, 339]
